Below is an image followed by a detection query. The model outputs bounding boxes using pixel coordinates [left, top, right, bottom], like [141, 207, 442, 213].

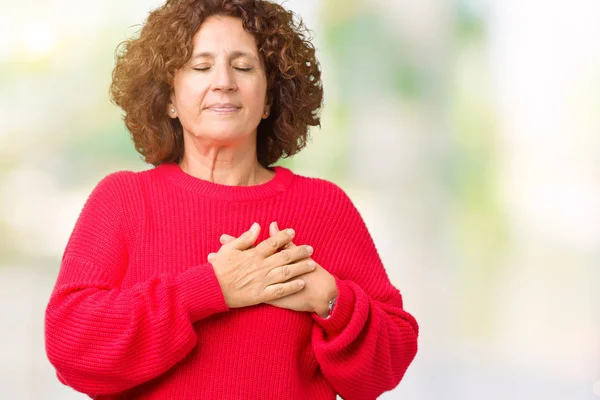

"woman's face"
[169, 15, 269, 145]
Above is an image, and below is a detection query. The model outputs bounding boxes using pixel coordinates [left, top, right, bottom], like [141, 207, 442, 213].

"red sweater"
[45, 163, 418, 400]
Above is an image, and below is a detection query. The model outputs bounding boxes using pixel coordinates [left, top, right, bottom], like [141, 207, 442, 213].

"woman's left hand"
[209, 222, 338, 317]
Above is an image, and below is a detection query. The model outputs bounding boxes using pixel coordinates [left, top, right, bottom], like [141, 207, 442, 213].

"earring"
[171, 109, 175, 113]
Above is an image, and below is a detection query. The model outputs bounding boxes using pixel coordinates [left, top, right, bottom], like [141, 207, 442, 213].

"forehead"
[192, 15, 259, 54]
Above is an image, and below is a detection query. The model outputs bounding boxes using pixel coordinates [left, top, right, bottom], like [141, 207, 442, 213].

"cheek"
[174, 77, 208, 108]
[183, 87, 203, 106]
[248, 82, 268, 109]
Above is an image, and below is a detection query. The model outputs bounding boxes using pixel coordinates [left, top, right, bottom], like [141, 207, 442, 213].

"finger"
[254, 228, 295, 257]
[226, 222, 261, 251]
[263, 279, 305, 301]
[265, 245, 314, 269]
[219, 234, 235, 245]
[207, 253, 216, 262]
[266, 259, 316, 284]
[269, 221, 279, 237]
[270, 221, 295, 249]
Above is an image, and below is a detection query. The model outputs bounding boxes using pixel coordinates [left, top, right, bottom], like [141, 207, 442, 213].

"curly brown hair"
[110, 0, 323, 167]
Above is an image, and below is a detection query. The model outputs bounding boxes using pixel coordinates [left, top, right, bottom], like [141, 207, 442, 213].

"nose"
[210, 63, 237, 92]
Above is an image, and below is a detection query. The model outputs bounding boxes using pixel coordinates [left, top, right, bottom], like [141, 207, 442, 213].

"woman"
[44, 0, 419, 399]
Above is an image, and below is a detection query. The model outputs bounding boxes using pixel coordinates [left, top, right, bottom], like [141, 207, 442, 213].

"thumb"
[269, 221, 280, 237]
[219, 234, 236, 245]
[271, 221, 296, 249]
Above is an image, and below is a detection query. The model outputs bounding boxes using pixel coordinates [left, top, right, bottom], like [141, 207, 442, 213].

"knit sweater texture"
[44, 163, 419, 400]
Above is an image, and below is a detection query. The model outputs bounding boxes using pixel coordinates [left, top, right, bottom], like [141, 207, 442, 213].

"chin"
[194, 128, 253, 143]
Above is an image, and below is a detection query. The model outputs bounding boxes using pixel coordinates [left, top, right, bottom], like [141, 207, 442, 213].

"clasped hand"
[207, 222, 337, 317]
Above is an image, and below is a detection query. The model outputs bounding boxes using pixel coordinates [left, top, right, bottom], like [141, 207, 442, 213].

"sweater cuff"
[312, 277, 355, 335]
[176, 263, 229, 322]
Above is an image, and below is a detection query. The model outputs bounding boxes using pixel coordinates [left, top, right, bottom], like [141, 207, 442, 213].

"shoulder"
[83, 168, 151, 216]
[90, 165, 164, 194]
[290, 170, 355, 204]
[287, 171, 377, 262]
[288, 169, 361, 219]
[93, 170, 137, 192]
[76, 168, 149, 236]
[86, 169, 143, 204]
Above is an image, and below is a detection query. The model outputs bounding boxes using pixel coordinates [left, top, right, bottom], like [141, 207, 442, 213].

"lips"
[207, 103, 241, 112]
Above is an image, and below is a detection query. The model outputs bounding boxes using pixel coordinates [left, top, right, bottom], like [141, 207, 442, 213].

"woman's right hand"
[208, 222, 316, 309]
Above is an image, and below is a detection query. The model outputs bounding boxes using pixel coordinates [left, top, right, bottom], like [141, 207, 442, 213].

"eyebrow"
[191, 51, 259, 62]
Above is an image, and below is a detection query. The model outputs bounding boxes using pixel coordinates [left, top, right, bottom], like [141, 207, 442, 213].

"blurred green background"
[1, 0, 599, 398]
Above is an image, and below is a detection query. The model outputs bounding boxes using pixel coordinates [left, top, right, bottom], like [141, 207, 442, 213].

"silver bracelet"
[324, 296, 337, 319]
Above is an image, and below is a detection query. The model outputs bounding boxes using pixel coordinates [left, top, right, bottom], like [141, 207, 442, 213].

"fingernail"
[274, 221, 279, 231]
[298, 280, 305, 289]
[306, 246, 313, 255]
[251, 222, 259, 233]
[286, 228, 295, 237]
[308, 260, 316, 269]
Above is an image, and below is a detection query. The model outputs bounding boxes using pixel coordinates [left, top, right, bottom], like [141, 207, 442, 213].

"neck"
[178, 134, 272, 186]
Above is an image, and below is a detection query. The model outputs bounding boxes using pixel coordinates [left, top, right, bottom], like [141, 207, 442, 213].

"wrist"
[315, 285, 339, 319]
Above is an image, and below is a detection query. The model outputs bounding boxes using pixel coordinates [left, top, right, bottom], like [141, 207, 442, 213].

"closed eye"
[192, 66, 253, 72]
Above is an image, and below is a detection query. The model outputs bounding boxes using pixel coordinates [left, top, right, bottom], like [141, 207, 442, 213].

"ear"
[262, 107, 270, 119]
[262, 96, 272, 119]
[167, 103, 177, 119]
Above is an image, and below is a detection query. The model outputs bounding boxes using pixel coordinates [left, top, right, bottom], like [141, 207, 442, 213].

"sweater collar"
[156, 162, 295, 201]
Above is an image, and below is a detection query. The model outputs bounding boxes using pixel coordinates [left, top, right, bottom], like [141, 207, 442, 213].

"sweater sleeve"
[310, 185, 419, 400]
[44, 172, 229, 396]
